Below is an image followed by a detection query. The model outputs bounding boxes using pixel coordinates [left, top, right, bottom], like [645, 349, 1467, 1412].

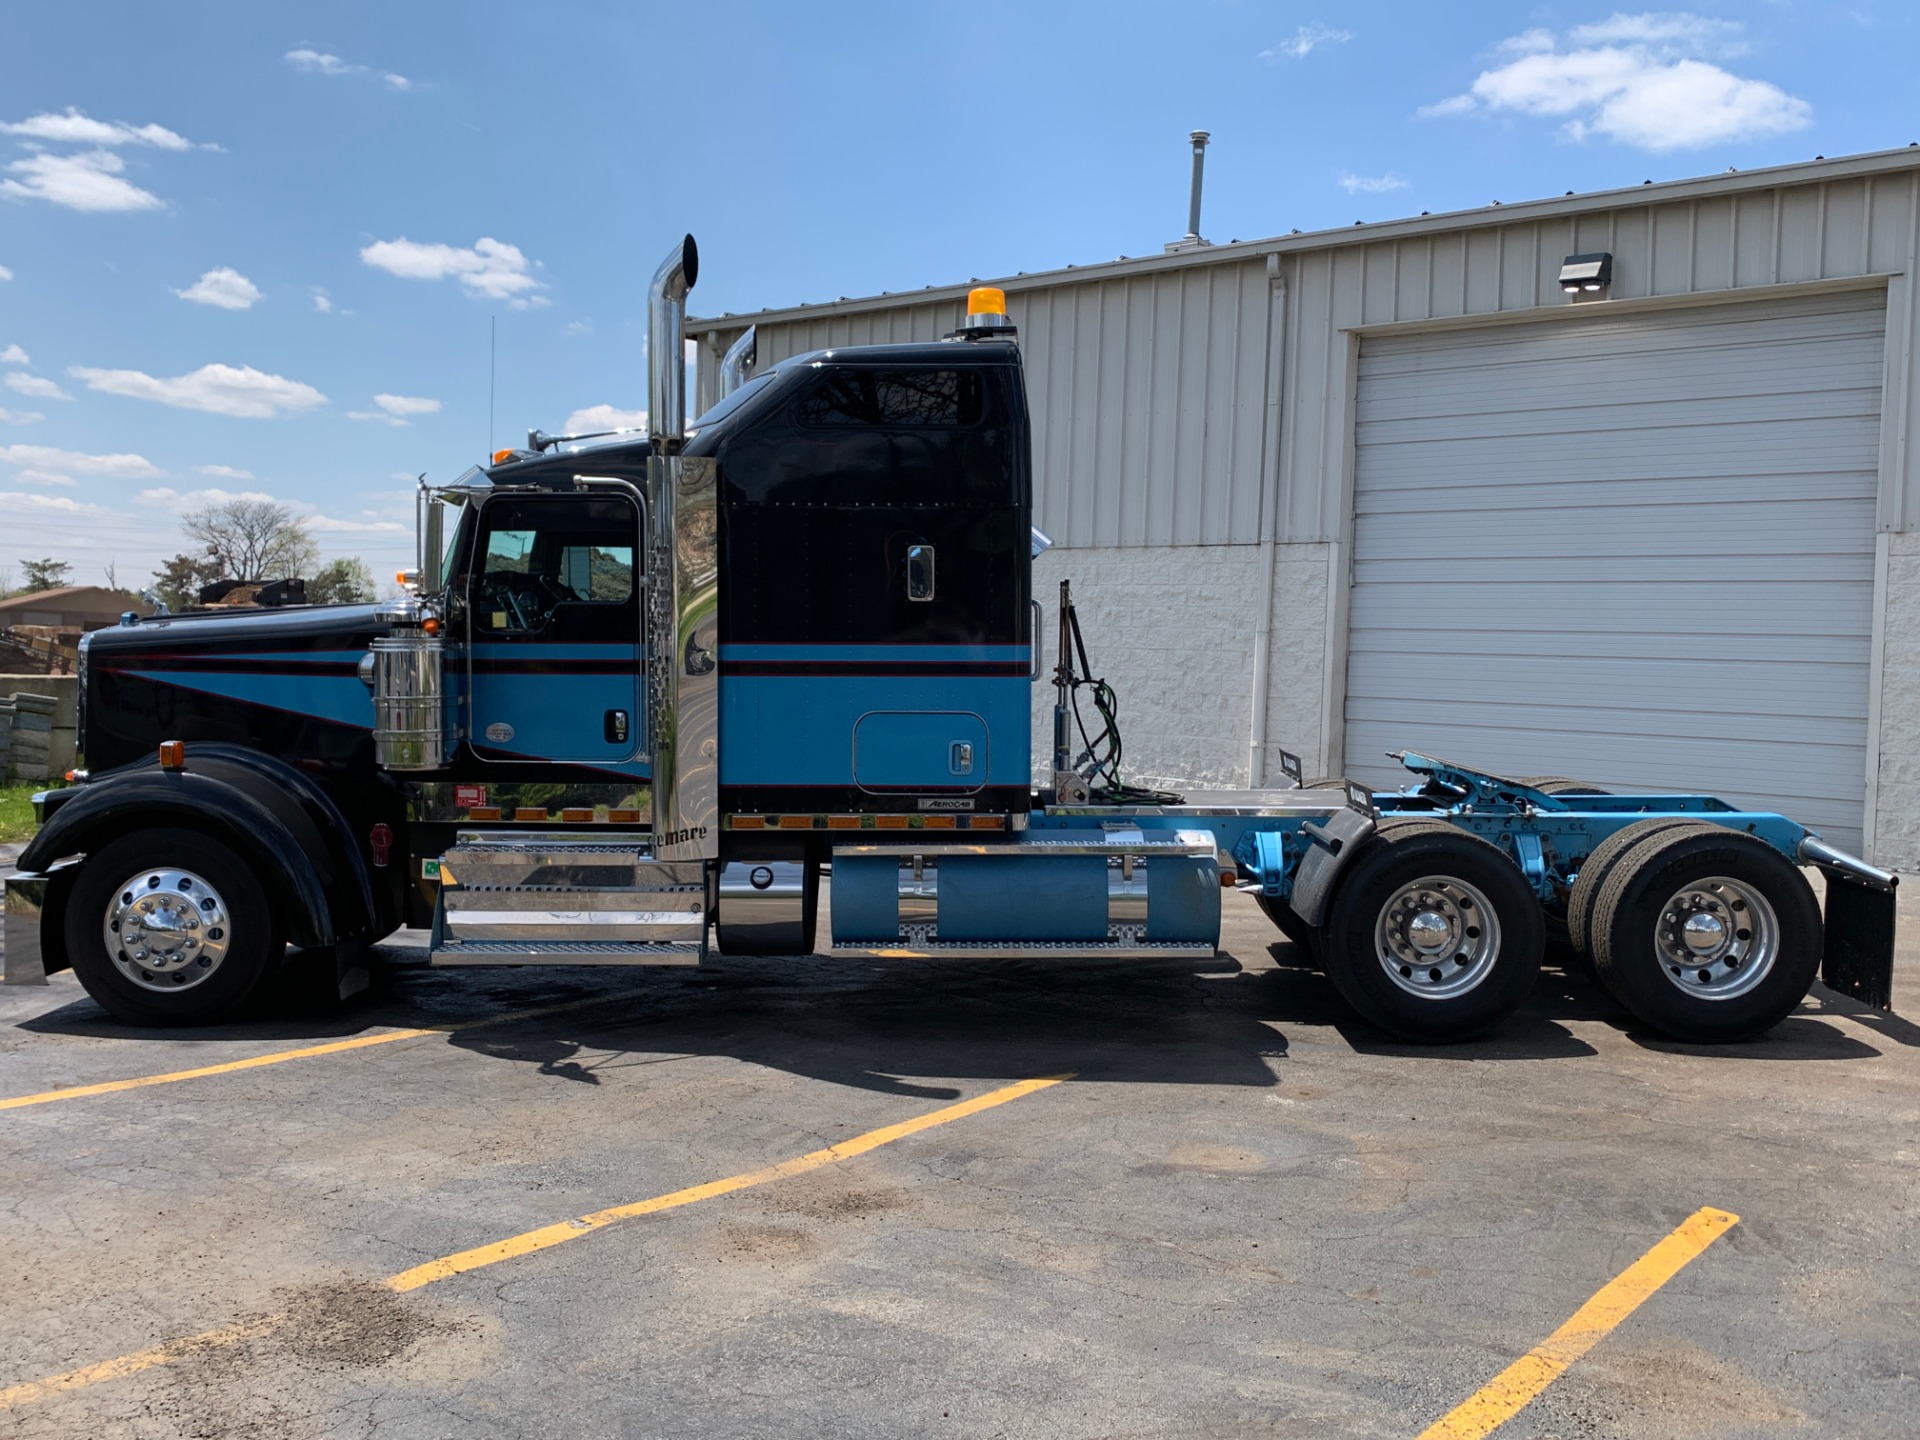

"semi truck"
[2, 236, 1899, 1045]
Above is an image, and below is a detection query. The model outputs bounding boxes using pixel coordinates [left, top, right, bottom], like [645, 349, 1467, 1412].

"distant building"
[694, 145, 1920, 866]
[0, 587, 148, 673]
[0, 586, 146, 633]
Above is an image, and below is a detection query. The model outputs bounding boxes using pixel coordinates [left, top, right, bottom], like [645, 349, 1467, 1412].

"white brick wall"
[1875, 533, 1920, 871]
[1027, 543, 1334, 793]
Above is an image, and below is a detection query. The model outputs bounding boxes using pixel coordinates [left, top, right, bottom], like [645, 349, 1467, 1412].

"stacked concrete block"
[8, 692, 56, 782]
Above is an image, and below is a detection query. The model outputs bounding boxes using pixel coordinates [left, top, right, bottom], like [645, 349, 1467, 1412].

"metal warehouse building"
[692, 146, 1920, 867]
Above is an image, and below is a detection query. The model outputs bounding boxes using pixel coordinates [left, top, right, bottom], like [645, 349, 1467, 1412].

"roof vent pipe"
[719, 324, 757, 399]
[1166, 131, 1213, 252]
[647, 234, 699, 447]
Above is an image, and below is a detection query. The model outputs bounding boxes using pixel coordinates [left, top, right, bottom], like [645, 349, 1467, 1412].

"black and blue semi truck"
[3, 236, 1899, 1044]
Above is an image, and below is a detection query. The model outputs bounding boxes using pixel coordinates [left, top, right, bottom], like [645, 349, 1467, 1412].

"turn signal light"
[157, 740, 185, 771]
[493, 449, 516, 464]
[421, 616, 442, 635]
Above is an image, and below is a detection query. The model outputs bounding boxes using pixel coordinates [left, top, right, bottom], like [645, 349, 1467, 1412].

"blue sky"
[2, 1, 1914, 588]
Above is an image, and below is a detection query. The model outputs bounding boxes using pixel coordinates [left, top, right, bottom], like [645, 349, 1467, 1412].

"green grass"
[0, 781, 57, 844]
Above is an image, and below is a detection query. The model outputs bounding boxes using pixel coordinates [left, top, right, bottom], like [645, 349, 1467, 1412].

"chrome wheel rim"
[1653, 875, 1777, 1001]
[103, 867, 232, 994]
[1374, 874, 1501, 1000]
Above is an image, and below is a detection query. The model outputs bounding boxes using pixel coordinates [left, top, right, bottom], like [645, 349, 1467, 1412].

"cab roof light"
[157, 740, 185, 771]
[953, 285, 1017, 339]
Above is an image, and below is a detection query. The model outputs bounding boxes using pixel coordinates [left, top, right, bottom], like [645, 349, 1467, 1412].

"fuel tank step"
[429, 939, 701, 967]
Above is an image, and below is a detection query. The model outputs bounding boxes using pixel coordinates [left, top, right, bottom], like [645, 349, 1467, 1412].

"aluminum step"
[440, 885, 705, 943]
[429, 939, 702, 967]
[437, 830, 703, 890]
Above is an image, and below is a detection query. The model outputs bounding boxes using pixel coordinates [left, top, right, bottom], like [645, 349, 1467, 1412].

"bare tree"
[181, 499, 319, 581]
[103, 559, 118, 589]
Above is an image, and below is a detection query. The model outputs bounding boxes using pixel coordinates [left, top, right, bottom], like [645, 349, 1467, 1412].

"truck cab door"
[464, 492, 644, 766]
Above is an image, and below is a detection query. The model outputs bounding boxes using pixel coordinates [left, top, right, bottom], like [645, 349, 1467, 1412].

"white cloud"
[0, 408, 42, 425]
[564, 404, 647, 434]
[360, 236, 547, 303]
[68, 362, 327, 418]
[0, 108, 191, 150]
[1339, 171, 1410, 194]
[137, 485, 277, 509]
[0, 264, 11, 281]
[0, 491, 106, 514]
[1261, 23, 1352, 60]
[286, 49, 413, 91]
[349, 392, 440, 426]
[1422, 13, 1810, 151]
[1569, 13, 1743, 50]
[304, 513, 408, 534]
[0, 443, 163, 478]
[311, 287, 333, 313]
[0, 149, 164, 212]
[5, 373, 70, 401]
[285, 48, 354, 76]
[562, 320, 592, 337]
[14, 469, 75, 488]
[0, 345, 27, 365]
[195, 464, 255, 480]
[176, 267, 262, 310]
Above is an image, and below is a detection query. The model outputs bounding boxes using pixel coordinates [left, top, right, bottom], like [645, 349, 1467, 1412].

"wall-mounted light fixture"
[1559, 252, 1613, 295]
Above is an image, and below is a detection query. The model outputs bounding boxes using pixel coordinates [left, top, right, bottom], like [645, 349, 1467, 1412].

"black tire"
[1320, 820, 1544, 1042]
[1566, 819, 1702, 957]
[1255, 892, 1322, 962]
[64, 827, 282, 1025]
[1523, 776, 1612, 797]
[1590, 825, 1821, 1043]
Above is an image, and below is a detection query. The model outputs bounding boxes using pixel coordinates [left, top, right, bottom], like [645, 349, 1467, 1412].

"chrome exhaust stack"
[719, 325, 757, 399]
[648, 235, 699, 447]
[645, 235, 720, 864]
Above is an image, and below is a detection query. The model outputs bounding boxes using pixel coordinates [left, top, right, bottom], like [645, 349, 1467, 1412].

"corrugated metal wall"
[697, 158, 1920, 547]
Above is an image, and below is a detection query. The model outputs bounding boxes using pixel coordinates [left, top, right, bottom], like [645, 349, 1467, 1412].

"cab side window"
[472, 496, 638, 634]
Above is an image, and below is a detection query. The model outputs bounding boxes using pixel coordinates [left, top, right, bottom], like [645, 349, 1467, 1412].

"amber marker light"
[157, 741, 186, 771]
[421, 617, 442, 635]
[492, 449, 516, 464]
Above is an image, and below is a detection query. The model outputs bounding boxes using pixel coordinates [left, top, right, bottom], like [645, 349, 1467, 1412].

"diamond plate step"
[429, 939, 702, 967]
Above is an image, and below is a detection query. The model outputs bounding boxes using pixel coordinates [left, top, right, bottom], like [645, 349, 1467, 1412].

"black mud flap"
[1821, 872, 1897, 1010]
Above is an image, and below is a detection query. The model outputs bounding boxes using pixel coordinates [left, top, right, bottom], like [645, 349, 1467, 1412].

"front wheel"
[1321, 822, 1544, 1042]
[64, 828, 282, 1025]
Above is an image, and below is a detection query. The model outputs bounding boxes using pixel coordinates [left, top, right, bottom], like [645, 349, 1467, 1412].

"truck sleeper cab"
[3, 236, 1898, 1048]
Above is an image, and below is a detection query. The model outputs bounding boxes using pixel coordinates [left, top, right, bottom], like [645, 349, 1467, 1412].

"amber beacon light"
[960, 286, 1016, 336]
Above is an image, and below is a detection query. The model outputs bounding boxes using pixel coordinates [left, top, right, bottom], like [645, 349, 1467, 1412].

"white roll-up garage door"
[1346, 289, 1884, 849]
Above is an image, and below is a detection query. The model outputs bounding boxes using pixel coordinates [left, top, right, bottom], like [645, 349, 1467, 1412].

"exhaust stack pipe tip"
[720, 324, 758, 399]
[648, 234, 700, 447]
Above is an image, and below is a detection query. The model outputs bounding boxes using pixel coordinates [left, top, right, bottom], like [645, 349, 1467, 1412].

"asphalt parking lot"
[2, 882, 1916, 1440]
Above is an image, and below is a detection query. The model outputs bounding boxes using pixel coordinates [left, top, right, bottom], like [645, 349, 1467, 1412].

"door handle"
[605, 709, 630, 745]
[906, 544, 935, 602]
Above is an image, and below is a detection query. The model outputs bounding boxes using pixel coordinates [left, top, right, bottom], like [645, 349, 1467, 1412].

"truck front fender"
[14, 760, 374, 978]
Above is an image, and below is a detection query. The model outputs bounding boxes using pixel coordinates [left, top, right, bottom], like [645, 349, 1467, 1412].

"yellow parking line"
[0, 1071, 1070, 1410]
[1415, 1206, 1740, 1440]
[0, 988, 651, 1111]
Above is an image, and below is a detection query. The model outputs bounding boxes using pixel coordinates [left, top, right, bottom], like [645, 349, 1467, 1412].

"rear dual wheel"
[1589, 824, 1820, 1042]
[1320, 820, 1544, 1042]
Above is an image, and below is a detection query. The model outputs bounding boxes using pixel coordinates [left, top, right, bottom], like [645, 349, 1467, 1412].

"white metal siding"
[1345, 290, 1886, 848]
